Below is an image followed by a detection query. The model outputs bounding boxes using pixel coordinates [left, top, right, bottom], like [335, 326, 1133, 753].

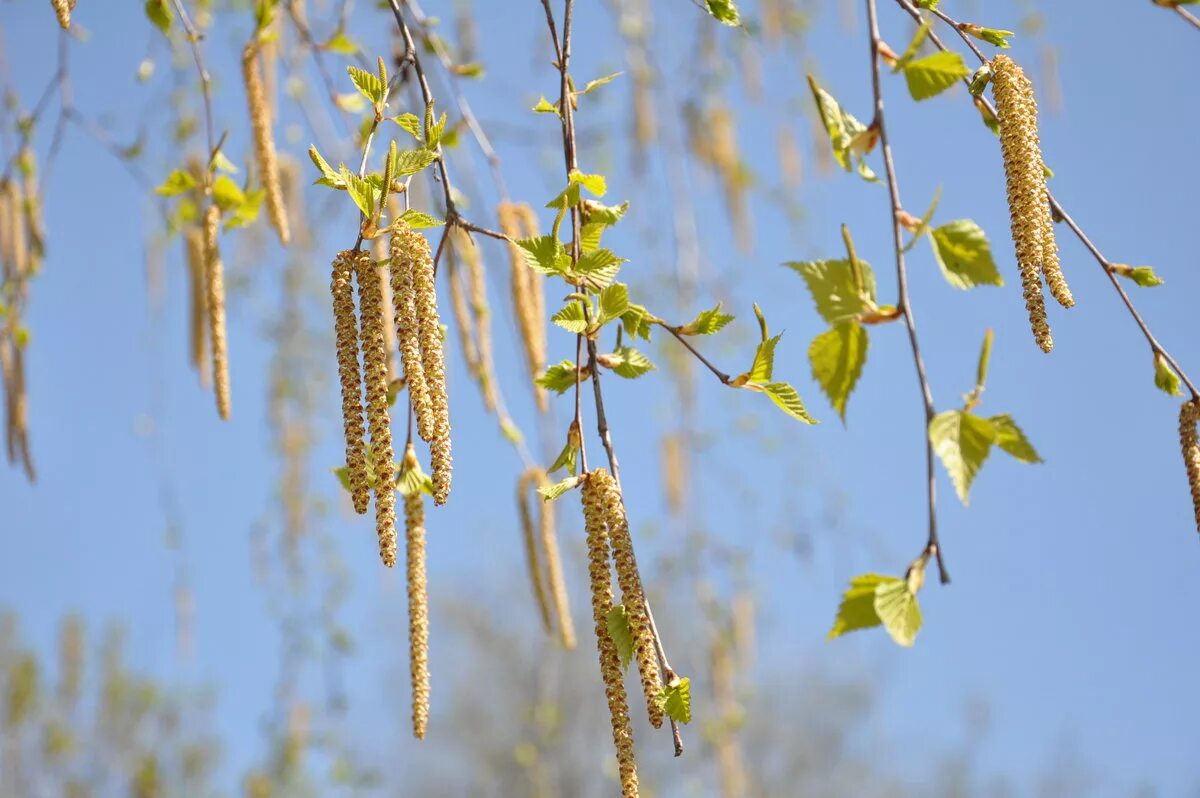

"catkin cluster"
[497, 202, 547, 412]
[517, 469, 576, 649]
[202, 204, 231, 420]
[449, 227, 498, 412]
[404, 489, 430, 739]
[992, 55, 1071, 353]
[1180, 399, 1200, 535]
[390, 224, 452, 505]
[51, 0, 75, 28]
[357, 254, 397, 566]
[242, 40, 289, 246]
[589, 469, 664, 728]
[581, 470, 640, 798]
[331, 250, 370, 515]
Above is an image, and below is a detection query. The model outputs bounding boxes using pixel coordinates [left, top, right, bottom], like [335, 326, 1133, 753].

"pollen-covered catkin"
[445, 248, 481, 382]
[992, 55, 1053, 353]
[51, 0, 74, 29]
[404, 490, 430, 739]
[410, 228, 452, 505]
[517, 471, 553, 633]
[331, 250, 369, 515]
[590, 469, 664, 728]
[498, 202, 548, 412]
[1017, 69, 1072, 310]
[390, 227, 433, 440]
[453, 227, 498, 412]
[581, 471, 640, 798]
[356, 252, 397, 566]
[184, 226, 210, 387]
[536, 469, 576, 650]
[242, 41, 289, 247]
[1179, 399, 1200, 535]
[202, 204, 231, 419]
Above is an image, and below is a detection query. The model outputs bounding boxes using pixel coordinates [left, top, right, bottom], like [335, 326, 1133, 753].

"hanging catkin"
[581, 470, 640, 798]
[445, 245, 481, 384]
[498, 202, 548, 412]
[411, 226, 452, 504]
[535, 469, 576, 650]
[202, 204, 231, 419]
[516, 471, 553, 633]
[452, 227, 498, 412]
[589, 468, 664, 728]
[330, 250, 369, 515]
[242, 41, 289, 246]
[404, 489, 430, 739]
[992, 55, 1054, 353]
[184, 226, 210, 388]
[1179, 399, 1200, 535]
[356, 252, 397, 566]
[390, 226, 433, 440]
[51, 0, 74, 29]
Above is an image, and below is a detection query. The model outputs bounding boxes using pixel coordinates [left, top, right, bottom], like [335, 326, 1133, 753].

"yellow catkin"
[590, 469, 664, 729]
[445, 246, 481, 382]
[242, 41, 289, 247]
[992, 55, 1054, 353]
[51, 0, 75, 29]
[516, 471, 553, 633]
[405, 490, 430, 739]
[184, 226, 210, 387]
[202, 204, 231, 419]
[535, 469, 576, 650]
[498, 202, 548, 412]
[411, 230, 452, 505]
[356, 252, 397, 566]
[661, 433, 686, 516]
[330, 250, 369, 515]
[1018, 69, 1072, 309]
[1179, 399, 1200, 535]
[581, 471, 640, 798]
[390, 227, 433, 440]
[372, 235, 399, 383]
[454, 227, 498, 412]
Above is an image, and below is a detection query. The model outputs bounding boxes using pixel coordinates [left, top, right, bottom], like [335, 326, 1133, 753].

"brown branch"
[866, 0, 948, 583]
[169, 0, 218, 163]
[895, 0, 1199, 400]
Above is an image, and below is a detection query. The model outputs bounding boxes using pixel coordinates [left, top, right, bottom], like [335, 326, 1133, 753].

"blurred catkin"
[453, 227, 498, 412]
[516, 471, 553, 633]
[184, 226, 210, 387]
[242, 41, 289, 246]
[498, 202, 548, 412]
[536, 468, 575, 650]
[992, 55, 1055, 352]
[202, 204, 231, 419]
[581, 470, 640, 798]
[591, 469, 663, 728]
[331, 250, 369, 514]
[51, 0, 75, 29]
[405, 490, 430, 739]
[1180, 399, 1200, 534]
[356, 252, 397, 566]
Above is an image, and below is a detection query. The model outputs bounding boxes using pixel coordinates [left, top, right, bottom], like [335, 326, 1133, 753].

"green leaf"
[342, 169, 376, 219]
[894, 20, 932, 71]
[573, 248, 625, 289]
[210, 175, 245, 212]
[929, 410, 995, 504]
[808, 322, 869, 421]
[606, 605, 635, 669]
[873, 579, 922, 647]
[536, 360, 587, 394]
[621, 305, 654, 341]
[391, 113, 422, 140]
[323, 29, 359, 55]
[902, 187, 942, 252]
[551, 302, 589, 334]
[144, 0, 172, 35]
[548, 438, 578, 476]
[155, 169, 195, 197]
[538, 475, 583, 502]
[962, 24, 1014, 48]
[784, 258, 876, 324]
[210, 150, 239, 175]
[308, 145, 341, 186]
[515, 236, 571, 276]
[704, 0, 741, 26]
[347, 66, 385, 105]
[987, 414, 1043, 463]
[902, 51, 970, 101]
[397, 459, 434, 497]
[679, 303, 734, 336]
[928, 220, 1003, 289]
[390, 148, 439, 177]
[828, 574, 891, 640]
[1111, 263, 1164, 287]
[807, 75, 877, 182]
[660, 676, 692, 724]
[569, 170, 607, 198]
[598, 283, 629, 324]
[225, 187, 265, 230]
[1154, 353, 1183, 397]
[395, 209, 443, 229]
[579, 73, 622, 95]
[603, 347, 655, 379]
[757, 382, 817, 424]
[532, 96, 560, 115]
[749, 335, 780, 383]
[968, 65, 993, 97]
[581, 200, 629, 227]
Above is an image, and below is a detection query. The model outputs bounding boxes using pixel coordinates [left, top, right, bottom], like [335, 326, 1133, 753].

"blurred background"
[0, 0, 1198, 795]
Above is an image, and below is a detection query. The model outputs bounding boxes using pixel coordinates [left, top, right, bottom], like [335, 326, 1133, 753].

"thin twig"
[866, 0, 948, 583]
[169, 0, 217, 162]
[1166, 2, 1200, 32]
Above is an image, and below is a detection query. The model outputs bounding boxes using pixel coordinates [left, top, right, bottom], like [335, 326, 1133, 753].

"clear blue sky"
[1, 0, 1197, 794]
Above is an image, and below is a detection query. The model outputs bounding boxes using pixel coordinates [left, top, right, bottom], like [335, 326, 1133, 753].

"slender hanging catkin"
[1179, 399, 1200, 534]
[242, 41, 289, 247]
[51, 0, 74, 29]
[404, 489, 430, 739]
[992, 55, 1054, 353]
[581, 470, 640, 798]
[535, 469, 576, 650]
[184, 226, 210, 387]
[390, 226, 433, 440]
[517, 471, 553, 633]
[451, 227, 498, 412]
[445, 246, 481, 383]
[498, 202, 548, 412]
[330, 250, 369, 515]
[590, 468, 664, 728]
[202, 204, 231, 419]
[412, 227, 452, 505]
[356, 252, 397, 566]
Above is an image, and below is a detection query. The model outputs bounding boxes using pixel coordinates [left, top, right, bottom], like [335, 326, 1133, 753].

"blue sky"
[1, 0, 1198, 794]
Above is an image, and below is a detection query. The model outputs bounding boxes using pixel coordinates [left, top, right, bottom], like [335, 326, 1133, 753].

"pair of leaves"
[930, 410, 1041, 504]
[807, 75, 878, 183]
[732, 306, 817, 424]
[828, 573, 923, 647]
[677, 303, 734, 336]
[551, 284, 629, 335]
[515, 237, 625, 289]
[928, 219, 1003, 289]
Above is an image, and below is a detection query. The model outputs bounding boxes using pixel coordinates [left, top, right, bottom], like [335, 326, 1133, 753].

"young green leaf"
[308, 145, 341, 186]
[548, 437, 579, 476]
[1110, 263, 1164, 287]
[828, 574, 891, 640]
[144, 0, 173, 35]
[784, 258, 877, 324]
[155, 169, 196, 197]
[395, 209, 443, 229]
[621, 305, 655, 341]
[929, 410, 995, 504]
[809, 321, 869, 422]
[397, 459, 434, 498]
[606, 605, 635, 669]
[901, 187, 943, 252]
[893, 20, 932, 71]
[960, 23, 1015, 48]
[749, 335, 780, 383]
[323, 29, 359, 55]
[902, 51, 970, 101]
[532, 96, 560, 115]
[703, 0, 741, 26]
[391, 113, 422, 140]
[347, 66, 385, 105]
[573, 248, 625, 289]
[873, 579, 922, 647]
[342, 169, 376, 219]
[601, 347, 655, 379]
[211, 175, 245, 212]
[536, 361, 588, 394]
[569, 170, 607, 198]
[598, 283, 629, 324]
[660, 676, 692, 724]
[1155, 353, 1184, 397]
[928, 220, 1003, 289]
[515, 236, 571, 276]
[807, 75, 878, 183]
[551, 302, 590, 334]
[538, 475, 584, 502]
[678, 303, 734, 336]
[987, 414, 1043, 463]
[757, 382, 817, 424]
[390, 148, 439, 177]
[579, 73, 623, 95]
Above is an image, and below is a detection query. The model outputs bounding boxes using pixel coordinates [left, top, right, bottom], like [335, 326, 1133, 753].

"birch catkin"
[498, 202, 548, 412]
[410, 228, 452, 505]
[992, 55, 1054, 353]
[536, 469, 576, 650]
[331, 250, 369, 515]
[1180, 399, 1200, 535]
[390, 227, 433, 440]
[51, 0, 74, 29]
[404, 490, 430, 739]
[242, 41, 290, 246]
[453, 227, 498, 412]
[590, 468, 664, 728]
[202, 204, 231, 420]
[184, 226, 210, 387]
[581, 471, 640, 798]
[517, 471, 553, 633]
[356, 252, 397, 566]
